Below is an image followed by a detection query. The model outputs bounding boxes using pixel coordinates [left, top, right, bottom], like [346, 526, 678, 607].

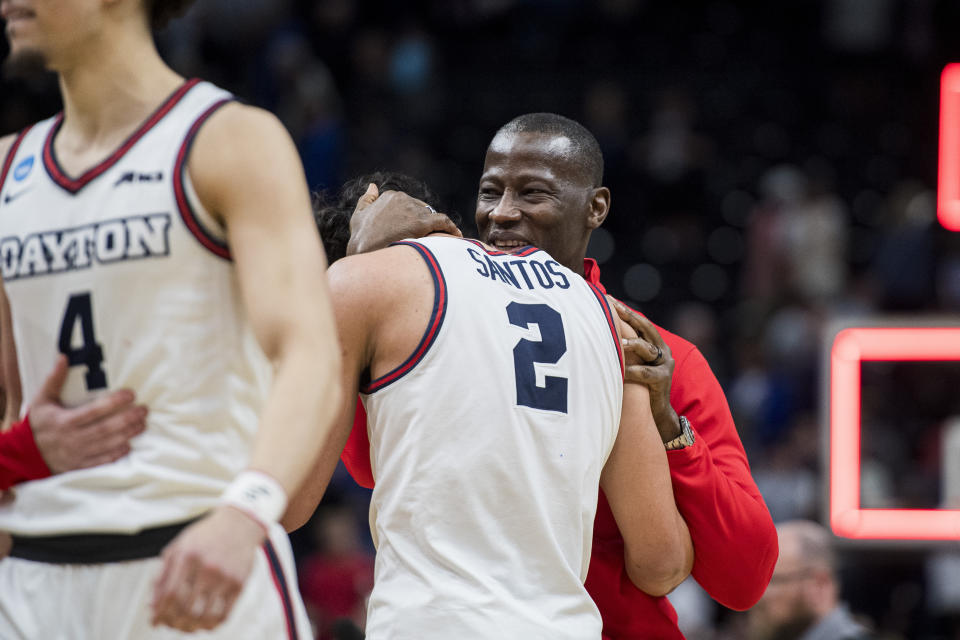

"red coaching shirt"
[339, 258, 777, 639]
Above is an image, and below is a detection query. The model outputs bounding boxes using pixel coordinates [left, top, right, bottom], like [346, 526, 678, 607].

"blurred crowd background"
[3, 0, 960, 638]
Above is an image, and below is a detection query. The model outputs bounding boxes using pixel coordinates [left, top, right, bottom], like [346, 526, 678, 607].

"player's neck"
[56, 29, 182, 152]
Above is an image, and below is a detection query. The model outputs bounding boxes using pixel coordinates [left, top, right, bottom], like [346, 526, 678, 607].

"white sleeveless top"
[0, 80, 272, 535]
[362, 236, 623, 639]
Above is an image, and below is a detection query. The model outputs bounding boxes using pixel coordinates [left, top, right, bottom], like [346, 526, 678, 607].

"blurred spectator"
[867, 181, 937, 310]
[632, 87, 713, 224]
[781, 163, 849, 303]
[924, 418, 960, 633]
[740, 164, 805, 303]
[749, 520, 874, 640]
[822, 0, 895, 55]
[298, 496, 374, 640]
[583, 79, 630, 180]
[264, 32, 345, 191]
[752, 416, 820, 523]
[668, 577, 717, 640]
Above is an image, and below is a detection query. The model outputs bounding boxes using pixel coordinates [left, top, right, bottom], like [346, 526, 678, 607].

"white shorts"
[0, 523, 312, 640]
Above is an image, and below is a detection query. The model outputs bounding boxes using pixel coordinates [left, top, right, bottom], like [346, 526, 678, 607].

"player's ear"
[586, 187, 610, 230]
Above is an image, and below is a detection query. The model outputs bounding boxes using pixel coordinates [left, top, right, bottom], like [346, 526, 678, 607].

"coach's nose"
[488, 190, 522, 223]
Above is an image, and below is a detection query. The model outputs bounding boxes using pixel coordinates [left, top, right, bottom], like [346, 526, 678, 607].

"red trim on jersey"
[42, 78, 202, 194]
[0, 126, 33, 199]
[463, 238, 539, 257]
[586, 282, 624, 378]
[361, 240, 447, 393]
[173, 98, 234, 260]
[262, 540, 300, 640]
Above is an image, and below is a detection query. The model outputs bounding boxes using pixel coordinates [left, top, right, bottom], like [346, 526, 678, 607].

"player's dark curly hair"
[146, 0, 197, 29]
[313, 172, 458, 264]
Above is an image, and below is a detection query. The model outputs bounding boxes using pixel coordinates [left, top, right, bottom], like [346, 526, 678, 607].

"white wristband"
[221, 470, 288, 531]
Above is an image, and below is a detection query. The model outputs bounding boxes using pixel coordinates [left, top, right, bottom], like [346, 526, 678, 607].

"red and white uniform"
[362, 236, 623, 639]
[341, 257, 778, 639]
[0, 79, 310, 640]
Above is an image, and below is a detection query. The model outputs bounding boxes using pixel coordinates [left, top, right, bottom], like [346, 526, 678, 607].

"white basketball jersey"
[0, 80, 272, 535]
[362, 236, 623, 639]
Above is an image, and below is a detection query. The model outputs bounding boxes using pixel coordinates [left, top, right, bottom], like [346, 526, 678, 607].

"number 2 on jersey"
[507, 302, 568, 413]
[58, 292, 108, 390]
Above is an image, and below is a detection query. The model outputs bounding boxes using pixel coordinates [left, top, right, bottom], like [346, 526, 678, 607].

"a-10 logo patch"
[113, 171, 163, 187]
[0, 213, 171, 281]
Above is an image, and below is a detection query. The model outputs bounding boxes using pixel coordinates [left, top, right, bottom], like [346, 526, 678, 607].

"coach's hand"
[30, 355, 147, 473]
[346, 184, 460, 256]
[613, 301, 682, 443]
[152, 506, 265, 632]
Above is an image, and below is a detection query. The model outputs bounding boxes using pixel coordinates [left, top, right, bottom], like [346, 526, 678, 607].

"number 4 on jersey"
[58, 292, 108, 390]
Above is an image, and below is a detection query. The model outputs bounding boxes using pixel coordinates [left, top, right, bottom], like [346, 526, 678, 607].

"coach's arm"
[616, 302, 778, 610]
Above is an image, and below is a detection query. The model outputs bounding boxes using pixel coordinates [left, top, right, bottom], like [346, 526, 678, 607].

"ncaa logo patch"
[13, 156, 34, 182]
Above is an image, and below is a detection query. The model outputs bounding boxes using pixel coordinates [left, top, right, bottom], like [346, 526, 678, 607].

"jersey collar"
[583, 258, 607, 293]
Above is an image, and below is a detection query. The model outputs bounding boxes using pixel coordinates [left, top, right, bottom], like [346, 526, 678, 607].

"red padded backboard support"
[938, 63, 960, 231]
[830, 327, 960, 539]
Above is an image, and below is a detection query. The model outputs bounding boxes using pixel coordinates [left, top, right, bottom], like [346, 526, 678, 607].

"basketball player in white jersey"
[283, 197, 694, 638]
[0, 0, 344, 636]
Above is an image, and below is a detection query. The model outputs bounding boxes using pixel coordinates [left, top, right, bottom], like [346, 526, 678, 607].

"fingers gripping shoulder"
[607, 295, 638, 341]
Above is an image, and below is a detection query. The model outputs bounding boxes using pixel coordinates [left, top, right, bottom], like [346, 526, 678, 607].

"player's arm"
[282, 252, 382, 531]
[198, 104, 343, 501]
[0, 135, 16, 552]
[0, 276, 22, 430]
[0, 133, 22, 428]
[615, 302, 777, 610]
[600, 299, 694, 597]
[283, 242, 432, 529]
[152, 104, 343, 632]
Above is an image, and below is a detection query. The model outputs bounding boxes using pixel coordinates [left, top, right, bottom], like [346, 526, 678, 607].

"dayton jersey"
[0, 80, 272, 535]
[362, 236, 624, 639]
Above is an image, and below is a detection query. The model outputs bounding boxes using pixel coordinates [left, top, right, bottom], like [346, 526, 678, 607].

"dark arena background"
[3, 1, 960, 638]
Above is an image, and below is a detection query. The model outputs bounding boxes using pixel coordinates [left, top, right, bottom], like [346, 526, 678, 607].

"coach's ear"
[587, 187, 610, 230]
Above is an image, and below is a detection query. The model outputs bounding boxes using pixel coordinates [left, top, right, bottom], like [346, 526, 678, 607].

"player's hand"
[151, 505, 266, 632]
[29, 355, 147, 473]
[613, 300, 682, 443]
[346, 183, 460, 256]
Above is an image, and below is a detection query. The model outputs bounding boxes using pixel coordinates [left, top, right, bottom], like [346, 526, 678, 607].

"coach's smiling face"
[475, 131, 610, 275]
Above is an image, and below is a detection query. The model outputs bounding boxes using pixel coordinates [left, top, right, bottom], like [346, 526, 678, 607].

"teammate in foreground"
[0, 0, 342, 636]
[284, 194, 693, 637]
[344, 114, 778, 638]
